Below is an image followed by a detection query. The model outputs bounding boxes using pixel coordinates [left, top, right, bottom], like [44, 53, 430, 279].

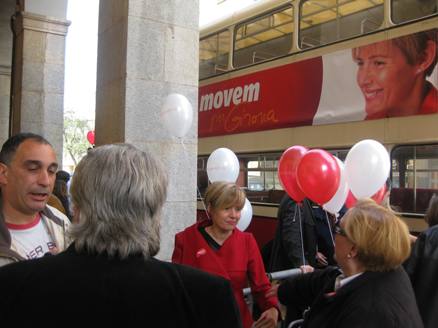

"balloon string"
[177, 136, 204, 221]
[325, 210, 335, 246]
[297, 204, 306, 266]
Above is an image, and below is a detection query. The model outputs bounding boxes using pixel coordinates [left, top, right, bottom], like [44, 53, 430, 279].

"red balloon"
[297, 149, 340, 205]
[278, 146, 308, 203]
[371, 184, 387, 204]
[87, 131, 95, 145]
[345, 190, 357, 208]
[345, 184, 387, 208]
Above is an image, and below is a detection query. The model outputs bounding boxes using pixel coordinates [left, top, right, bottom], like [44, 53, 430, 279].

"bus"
[197, 0, 438, 250]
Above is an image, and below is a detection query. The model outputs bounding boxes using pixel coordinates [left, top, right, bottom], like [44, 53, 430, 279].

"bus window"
[233, 5, 293, 68]
[391, 144, 438, 215]
[299, 0, 384, 49]
[391, 0, 438, 24]
[200, 30, 230, 79]
[240, 153, 284, 204]
[328, 149, 349, 162]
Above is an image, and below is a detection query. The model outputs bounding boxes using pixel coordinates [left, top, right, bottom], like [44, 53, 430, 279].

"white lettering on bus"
[200, 82, 260, 111]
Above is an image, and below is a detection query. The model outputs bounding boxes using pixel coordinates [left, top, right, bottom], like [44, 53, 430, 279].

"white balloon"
[161, 93, 193, 137]
[345, 139, 390, 199]
[206, 148, 240, 183]
[323, 157, 349, 215]
[237, 198, 252, 231]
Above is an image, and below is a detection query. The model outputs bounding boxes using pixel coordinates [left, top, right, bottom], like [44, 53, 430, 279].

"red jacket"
[172, 220, 278, 328]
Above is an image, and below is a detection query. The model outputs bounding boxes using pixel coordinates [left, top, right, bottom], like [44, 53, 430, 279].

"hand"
[253, 307, 278, 328]
[49, 246, 59, 255]
[409, 234, 417, 244]
[316, 252, 328, 266]
[300, 265, 314, 273]
[265, 283, 279, 298]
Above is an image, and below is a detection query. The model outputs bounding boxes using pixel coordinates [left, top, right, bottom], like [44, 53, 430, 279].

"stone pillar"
[96, 0, 199, 260]
[10, 12, 69, 162]
[0, 0, 15, 145]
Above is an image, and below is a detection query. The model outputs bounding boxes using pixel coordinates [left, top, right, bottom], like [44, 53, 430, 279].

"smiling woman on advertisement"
[172, 181, 279, 328]
[352, 29, 437, 119]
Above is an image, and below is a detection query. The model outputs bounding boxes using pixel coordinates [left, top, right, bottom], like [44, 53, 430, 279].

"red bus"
[197, 0, 438, 249]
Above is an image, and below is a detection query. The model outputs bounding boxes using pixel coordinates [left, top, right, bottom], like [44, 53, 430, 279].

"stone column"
[10, 12, 69, 162]
[0, 0, 15, 145]
[96, 0, 199, 260]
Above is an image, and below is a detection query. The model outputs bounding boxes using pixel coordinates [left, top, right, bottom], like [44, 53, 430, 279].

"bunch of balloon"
[206, 147, 254, 231]
[86, 130, 95, 146]
[161, 93, 193, 138]
[277, 145, 308, 203]
[296, 149, 340, 206]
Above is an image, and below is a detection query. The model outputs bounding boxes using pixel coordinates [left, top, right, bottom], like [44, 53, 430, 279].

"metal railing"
[243, 268, 302, 296]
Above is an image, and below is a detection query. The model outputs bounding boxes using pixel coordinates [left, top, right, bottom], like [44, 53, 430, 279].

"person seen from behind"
[0, 143, 242, 327]
[268, 198, 423, 327]
[172, 181, 279, 328]
[404, 194, 438, 328]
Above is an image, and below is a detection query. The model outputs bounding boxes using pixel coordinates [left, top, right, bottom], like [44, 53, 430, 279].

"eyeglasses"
[334, 224, 348, 237]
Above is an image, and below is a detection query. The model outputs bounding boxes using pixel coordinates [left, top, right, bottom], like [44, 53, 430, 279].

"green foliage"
[63, 111, 94, 166]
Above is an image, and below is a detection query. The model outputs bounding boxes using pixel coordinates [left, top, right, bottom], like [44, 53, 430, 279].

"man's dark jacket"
[404, 225, 438, 328]
[278, 266, 423, 328]
[0, 244, 242, 327]
[268, 195, 317, 272]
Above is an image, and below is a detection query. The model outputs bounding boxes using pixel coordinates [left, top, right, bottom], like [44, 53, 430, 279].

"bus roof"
[200, 0, 291, 38]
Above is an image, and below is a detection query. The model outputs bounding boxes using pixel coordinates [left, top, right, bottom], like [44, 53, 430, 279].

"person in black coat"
[268, 199, 423, 328]
[268, 195, 317, 272]
[0, 144, 242, 328]
[404, 194, 438, 328]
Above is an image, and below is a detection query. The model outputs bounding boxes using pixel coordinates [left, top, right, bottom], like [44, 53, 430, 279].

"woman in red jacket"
[172, 181, 279, 328]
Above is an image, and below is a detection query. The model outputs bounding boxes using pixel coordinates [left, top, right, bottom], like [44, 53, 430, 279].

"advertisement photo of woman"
[352, 29, 437, 119]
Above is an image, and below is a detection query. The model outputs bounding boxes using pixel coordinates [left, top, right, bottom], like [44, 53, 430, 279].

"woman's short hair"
[204, 182, 245, 211]
[69, 143, 168, 259]
[342, 199, 411, 272]
[425, 194, 438, 227]
[352, 30, 437, 76]
[393, 30, 437, 76]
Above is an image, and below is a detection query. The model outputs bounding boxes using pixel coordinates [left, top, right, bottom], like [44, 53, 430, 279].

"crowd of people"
[0, 132, 436, 327]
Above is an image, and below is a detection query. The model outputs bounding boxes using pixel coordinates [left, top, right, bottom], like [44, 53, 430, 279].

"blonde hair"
[343, 199, 411, 272]
[204, 182, 245, 211]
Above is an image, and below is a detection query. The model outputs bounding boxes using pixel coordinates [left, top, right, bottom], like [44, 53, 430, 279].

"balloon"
[86, 130, 95, 145]
[371, 184, 387, 204]
[278, 146, 308, 203]
[345, 139, 390, 199]
[237, 198, 252, 231]
[345, 184, 388, 208]
[206, 148, 239, 182]
[297, 149, 340, 205]
[161, 93, 193, 137]
[345, 190, 357, 208]
[323, 157, 349, 215]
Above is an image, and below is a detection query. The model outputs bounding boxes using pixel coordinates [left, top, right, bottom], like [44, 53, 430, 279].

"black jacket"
[268, 196, 317, 272]
[404, 225, 438, 328]
[278, 266, 423, 328]
[0, 244, 242, 327]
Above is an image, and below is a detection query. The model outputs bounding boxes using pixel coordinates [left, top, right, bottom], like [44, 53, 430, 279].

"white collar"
[338, 272, 363, 289]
